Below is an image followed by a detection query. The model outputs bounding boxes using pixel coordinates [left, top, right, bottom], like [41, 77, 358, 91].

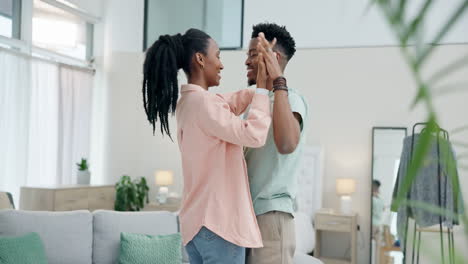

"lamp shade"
[155, 170, 174, 186]
[336, 178, 356, 195]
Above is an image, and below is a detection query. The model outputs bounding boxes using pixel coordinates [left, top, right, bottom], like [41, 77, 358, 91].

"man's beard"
[248, 78, 256, 86]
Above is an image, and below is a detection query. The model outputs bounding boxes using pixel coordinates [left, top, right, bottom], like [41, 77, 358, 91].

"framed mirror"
[371, 127, 407, 264]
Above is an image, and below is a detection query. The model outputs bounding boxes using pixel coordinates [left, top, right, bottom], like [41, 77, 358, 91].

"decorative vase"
[77, 170, 91, 185]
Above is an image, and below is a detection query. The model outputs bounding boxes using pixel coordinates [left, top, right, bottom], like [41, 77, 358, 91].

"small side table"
[379, 246, 401, 264]
[314, 211, 358, 264]
[143, 202, 180, 212]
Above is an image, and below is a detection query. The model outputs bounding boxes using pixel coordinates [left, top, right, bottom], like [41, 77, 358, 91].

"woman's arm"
[197, 52, 271, 147]
[218, 89, 255, 116]
[197, 93, 271, 148]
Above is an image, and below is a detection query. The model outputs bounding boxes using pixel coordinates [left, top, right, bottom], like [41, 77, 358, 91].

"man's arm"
[272, 91, 302, 154]
[255, 32, 302, 154]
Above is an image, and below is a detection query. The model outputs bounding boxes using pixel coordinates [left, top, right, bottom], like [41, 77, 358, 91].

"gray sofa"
[0, 209, 321, 264]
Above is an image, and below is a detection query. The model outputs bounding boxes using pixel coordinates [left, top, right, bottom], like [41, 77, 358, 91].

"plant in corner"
[76, 158, 91, 184]
[114, 175, 150, 211]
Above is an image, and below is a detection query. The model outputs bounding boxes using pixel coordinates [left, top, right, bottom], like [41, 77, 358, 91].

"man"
[372, 180, 384, 238]
[245, 23, 309, 264]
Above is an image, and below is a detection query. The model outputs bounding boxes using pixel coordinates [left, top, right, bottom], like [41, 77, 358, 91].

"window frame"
[32, 0, 95, 61]
[0, 0, 21, 39]
[0, 0, 99, 67]
[142, 0, 244, 51]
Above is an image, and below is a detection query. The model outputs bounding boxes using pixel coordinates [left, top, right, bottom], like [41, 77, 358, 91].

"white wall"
[89, 0, 468, 262]
[90, 0, 468, 53]
[243, 0, 468, 48]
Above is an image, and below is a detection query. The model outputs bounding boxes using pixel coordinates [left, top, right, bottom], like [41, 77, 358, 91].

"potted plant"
[76, 158, 90, 185]
[114, 175, 150, 211]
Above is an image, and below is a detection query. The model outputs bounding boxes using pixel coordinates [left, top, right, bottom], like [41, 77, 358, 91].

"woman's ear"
[196, 52, 205, 69]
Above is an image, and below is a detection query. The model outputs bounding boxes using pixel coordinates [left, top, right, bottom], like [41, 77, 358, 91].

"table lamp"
[155, 170, 173, 204]
[336, 178, 356, 215]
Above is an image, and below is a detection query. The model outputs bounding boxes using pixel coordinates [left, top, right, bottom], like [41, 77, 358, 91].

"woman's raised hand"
[256, 32, 283, 81]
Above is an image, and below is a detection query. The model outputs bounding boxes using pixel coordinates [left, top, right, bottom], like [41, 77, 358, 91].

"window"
[0, 15, 11, 37]
[0, 0, 20, 38]
[32, 0, 93, 60]
[144, 0, 243, 50]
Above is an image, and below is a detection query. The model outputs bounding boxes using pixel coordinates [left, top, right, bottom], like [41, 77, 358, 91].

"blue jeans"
[185, 226, 245, 264]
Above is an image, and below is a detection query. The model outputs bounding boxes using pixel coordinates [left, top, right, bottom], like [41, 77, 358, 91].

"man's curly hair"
[251, 23, 296, 61]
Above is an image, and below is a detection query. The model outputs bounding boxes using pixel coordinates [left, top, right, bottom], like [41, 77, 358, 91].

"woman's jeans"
[185, 226, 245, 264]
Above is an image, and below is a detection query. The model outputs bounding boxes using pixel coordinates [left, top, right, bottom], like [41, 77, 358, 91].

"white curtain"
[0, 51, 31, 206]
[58, 67, 93, 184]
[0, 49, 93, 206]
[27, 60, 59, 186]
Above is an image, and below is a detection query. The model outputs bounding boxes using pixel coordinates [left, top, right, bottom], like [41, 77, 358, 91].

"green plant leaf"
[76, 158, 89, 171]
[440, 140, 464, 223]
[114, 175, 151, 211]
[375, 0, 395, 21]
[401, 0, 434, 45]
[413, 25, 426, 59]
[410, 84, 428, 109]
[399, 199, 462, 220]
[363, 0, 378, 16]
[432, 81, 468, 96]
[450, 125, 468, 135]
[392, 0, 407, 26]
[416, 0, 468, 67]
[428, 53, 468, 85]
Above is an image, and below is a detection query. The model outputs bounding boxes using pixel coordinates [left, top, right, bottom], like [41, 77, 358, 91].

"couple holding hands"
[142, 23, 308, 264]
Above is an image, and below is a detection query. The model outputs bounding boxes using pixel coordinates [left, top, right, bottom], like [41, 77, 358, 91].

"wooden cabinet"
[0, 192, 14, 209]
[315, 211, 358, 264]
[20, 185, 115, 211]
[142, 202, 181, 212]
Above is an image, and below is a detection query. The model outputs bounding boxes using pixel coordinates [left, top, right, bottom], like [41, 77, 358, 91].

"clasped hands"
[256, 33, 283, 90]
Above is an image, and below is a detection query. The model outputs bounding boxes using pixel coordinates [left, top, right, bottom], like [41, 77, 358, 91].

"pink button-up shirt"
[176, 84, 271, 248]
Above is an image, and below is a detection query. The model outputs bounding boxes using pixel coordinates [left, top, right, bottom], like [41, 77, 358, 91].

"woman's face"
[203, 39, 224, 87]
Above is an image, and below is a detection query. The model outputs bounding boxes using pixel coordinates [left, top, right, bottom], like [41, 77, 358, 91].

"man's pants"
[185, 226, 245, 264]
[247, 211, 296, 264]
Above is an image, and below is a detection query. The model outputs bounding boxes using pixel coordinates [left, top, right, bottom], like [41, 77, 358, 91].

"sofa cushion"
[118, 232, 182, 264]
[0, 232, 48, 264]
[0, 209, 92, 264]
[92, 210, 178, 264]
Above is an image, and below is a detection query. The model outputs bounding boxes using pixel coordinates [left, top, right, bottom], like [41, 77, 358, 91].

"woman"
[142, 28, 271, 263]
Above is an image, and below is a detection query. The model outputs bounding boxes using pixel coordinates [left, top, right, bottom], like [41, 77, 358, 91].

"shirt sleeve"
[255, 88, 269, 95]
[288, 92, 308, 131]
[198, 92, 272, 148]
[218, 89, 255, 116]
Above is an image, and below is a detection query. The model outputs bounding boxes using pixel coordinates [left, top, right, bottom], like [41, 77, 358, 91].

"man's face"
[372, 185, 380, 195]
[245, 38, 260, 86]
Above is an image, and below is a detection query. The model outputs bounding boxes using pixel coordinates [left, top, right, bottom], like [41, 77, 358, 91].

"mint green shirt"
[245, 88, 309, 216]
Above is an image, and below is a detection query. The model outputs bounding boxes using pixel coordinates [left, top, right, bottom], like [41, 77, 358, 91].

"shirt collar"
[181, 84, 206, 93]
